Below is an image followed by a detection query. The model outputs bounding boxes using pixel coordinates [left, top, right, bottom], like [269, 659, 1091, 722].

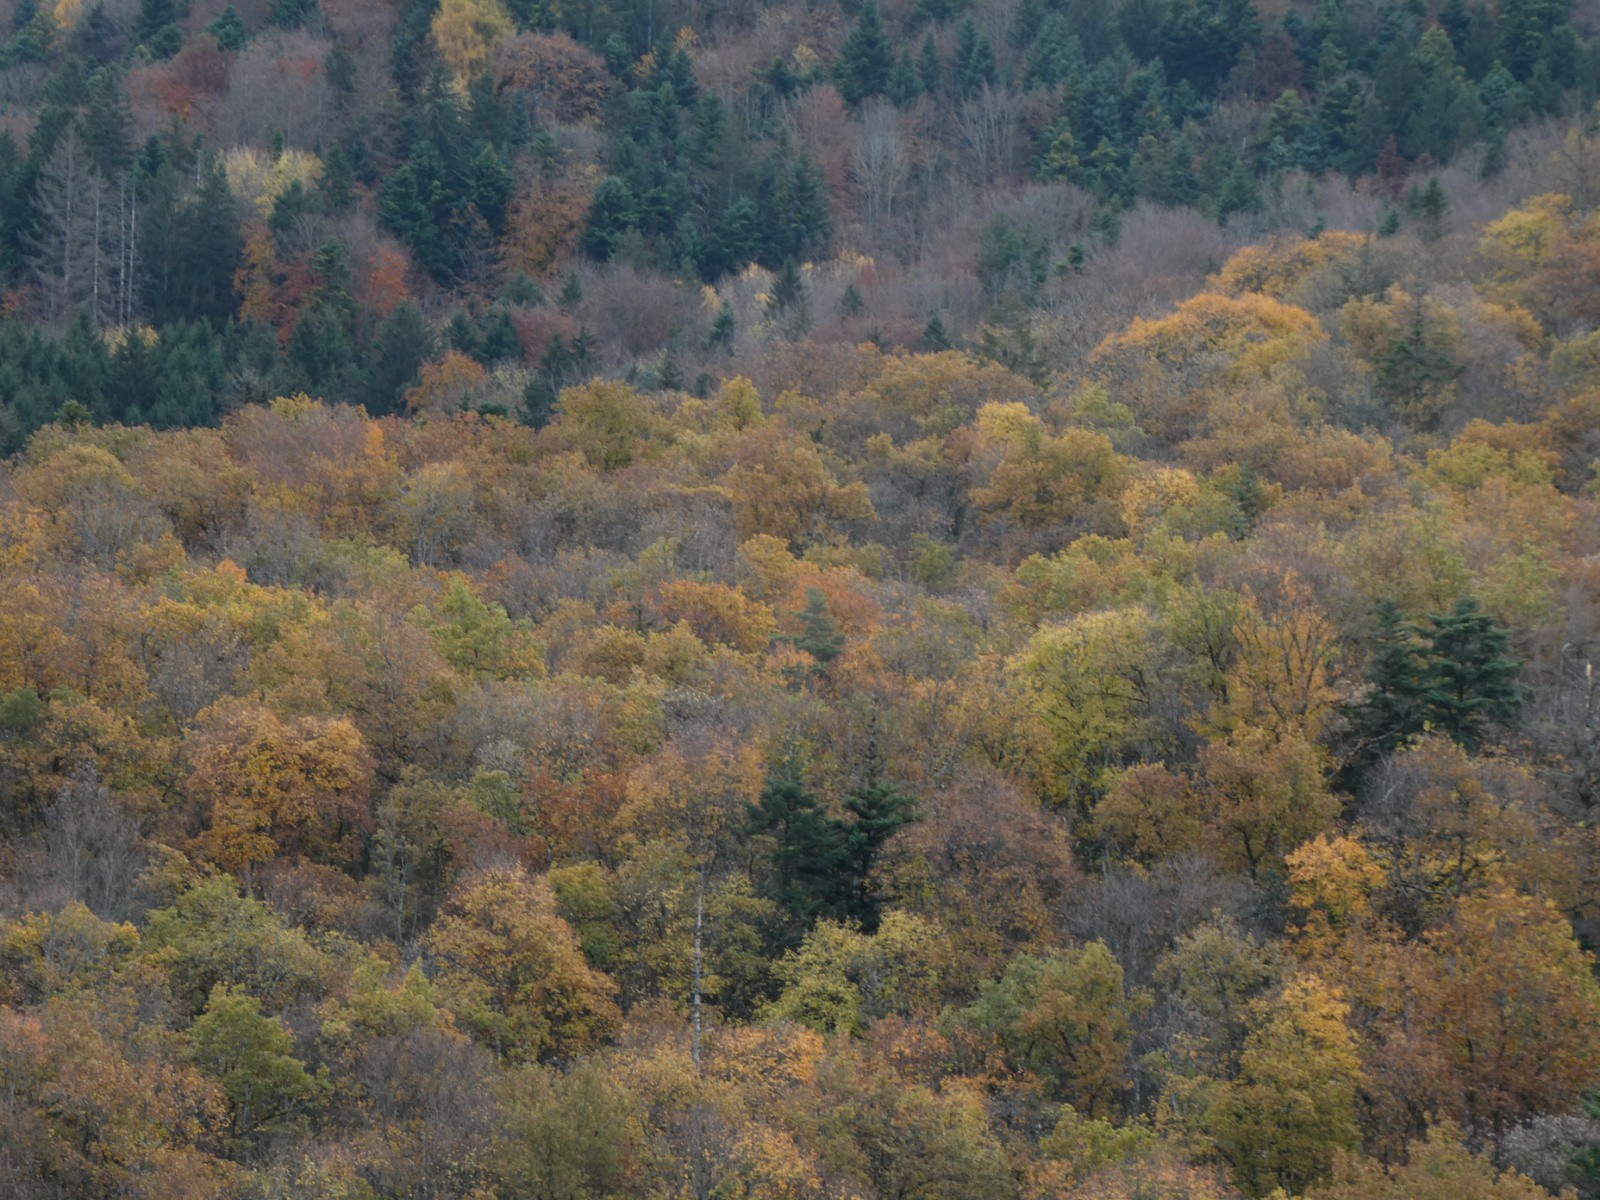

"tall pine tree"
[834, 0, 894, 105]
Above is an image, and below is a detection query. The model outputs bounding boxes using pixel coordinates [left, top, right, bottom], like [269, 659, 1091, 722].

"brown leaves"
[185, 697, 375, 874]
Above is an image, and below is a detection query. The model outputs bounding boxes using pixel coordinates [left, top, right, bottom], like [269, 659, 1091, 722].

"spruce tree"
[80, 69, 134, 178]
[704, 301, 736, 353]
[466, 143, 511, 234]
[581, 176, 636, 260]
[1417, 597, 1524, 751]
[1350, 599, 1431, 767]
[1411, 176, 1450, 240]
[952, 17, 997, 98]
[316, 144, 356, 214]
[502, 271, 543, 307]
[834, 0, 894, 105]
[840, 768, 915, 931]
[135, 0, 181, 57]
[207, 5, 249, 50]
[747, 757, 848, 929]
[921, 313, 952, 350]
[362, 302, 432, 416]
[478, 307, 521, 363]
[888, 51, 923, 106]
[180, 160, 244, 325]
[558, 271, 583, 310]
[794, 586, 845, 664]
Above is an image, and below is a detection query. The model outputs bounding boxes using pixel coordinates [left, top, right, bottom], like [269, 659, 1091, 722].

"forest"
[5, 0, 1600, 1193]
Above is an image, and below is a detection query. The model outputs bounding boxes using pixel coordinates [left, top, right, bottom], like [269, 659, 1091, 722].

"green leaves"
[188, 984, 328, 1154]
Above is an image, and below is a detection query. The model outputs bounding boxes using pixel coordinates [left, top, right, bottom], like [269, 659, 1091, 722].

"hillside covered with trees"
[7, 0, 1600, 1196]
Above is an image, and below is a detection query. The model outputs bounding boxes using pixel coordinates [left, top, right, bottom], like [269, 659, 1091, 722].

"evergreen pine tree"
[80, 70, 134, 178]
[381, 155, 449, 280]
[558, 270, 583, 310]
[839, 744, 916, 931]
[582, 176, 636, 260]
[1410, 175, 1449, 240]
[1036, 121, 1080, 181]
[135, 0, 181, 57]
[1417, 596, 1524, 750]
[747, 756, 848, 929]
[316, 144, 356, 214]
[478, 307, 521, 363]
[834, 0, 894, 105]
[952, 17, 997, 98]
[362, 302, 432, 416]
[888, 51, 923, 106]
[502, 271, 543, 307]
[1349, 598, 1431, 769]
[286, 303, 356, 397]
[325, 43, 357, 106]
[466, 142, 512, 234]
[794, 586, 845, 664]
[207, 5, 249, 50]
[1376, 290, 1461, 428]
[178, 159, 244, 325]
[269, 179, 315, 245]
[704, 301, 736, 353]
[268, 0, 318, 29]
[921, 313, 952, 350]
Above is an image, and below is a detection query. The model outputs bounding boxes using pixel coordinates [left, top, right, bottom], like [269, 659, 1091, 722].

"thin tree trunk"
[692, 865, 706, 1070]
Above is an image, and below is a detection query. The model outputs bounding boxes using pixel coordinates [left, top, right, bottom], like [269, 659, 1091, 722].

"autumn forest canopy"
[6, 0, 1600, 1193]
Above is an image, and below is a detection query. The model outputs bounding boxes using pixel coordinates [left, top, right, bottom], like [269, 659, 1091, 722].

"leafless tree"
[853, 99, 910, 244]
[27, 130, 135, 329]
[956, 84, 1020, 184]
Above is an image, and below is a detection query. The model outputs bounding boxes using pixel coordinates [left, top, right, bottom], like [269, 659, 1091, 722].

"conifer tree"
[888, 51, 923, 106]
[952, 17, 997, 98]
[135, 0, 182, 56]
[840, 739, 916, 931]
[1349, 599, 1430, 769]
[80, 70, 134, 178]
[1411, 175, 1450, 240]
[207, 5, 249, 50]
[363, 302, 433, 416]
[558, 270, 583, 310]
[316, 144, 356, 214]
[1418, 596, 1524, 750]
[794, 586, 845, 664]
[704, 300, 735, 353]
[834, 0, 894, 105]
[747, 757, 848, 930]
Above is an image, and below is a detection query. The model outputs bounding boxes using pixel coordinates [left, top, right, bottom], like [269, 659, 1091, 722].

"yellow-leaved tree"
[432, 0, 514, 85]
[424, 865, 620, 1063]
[1192, 973, 1365, 1197]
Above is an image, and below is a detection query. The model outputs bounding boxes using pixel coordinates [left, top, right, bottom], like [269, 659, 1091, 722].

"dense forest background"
[6, 0, 1600, 1197]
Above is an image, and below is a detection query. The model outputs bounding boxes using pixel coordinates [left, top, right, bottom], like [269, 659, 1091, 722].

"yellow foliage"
[222, 147, 323, 217]
[1199, 973, 1365, 1197]
[1286, 834, 1386, 957]
[1212, 231, 1369, 300]
[1478, 192, 1573, 275]
[1213, 574, 1342, 742]
[432, 0, 515, 84]
[1120, 467, 1201, 540]
[404, 351, 489, 414]
[1095, 292, 1325, 380]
